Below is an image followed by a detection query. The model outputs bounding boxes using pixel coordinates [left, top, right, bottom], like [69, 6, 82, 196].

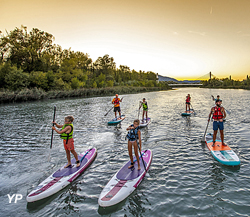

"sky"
[1, 0, 250, 80]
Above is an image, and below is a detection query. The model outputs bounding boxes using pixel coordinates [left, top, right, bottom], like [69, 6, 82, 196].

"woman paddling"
[126, 119, 141, 170]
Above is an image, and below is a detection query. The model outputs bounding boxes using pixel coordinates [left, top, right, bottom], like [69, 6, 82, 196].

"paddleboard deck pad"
[205, 133, 240, 166]
[108, 115, 125, 125]
[27, 148, 97, 202]
[98, 149, 152, 207]
[140, 118, 151, 127]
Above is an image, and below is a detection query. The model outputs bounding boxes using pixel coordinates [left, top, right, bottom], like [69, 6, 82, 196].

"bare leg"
[115, 111, 117, 118]
[71, 150, 80, 167]
[119, 111, 121, 118]
[213, 130, 218, 146]
[220, 130, 226, 146]
[142, 110, 145, 121]
[186, 104, 187, 111]
[128, 141, 134, 168]
[64, 149, 71, 168]
[134, 142, 141, 170]
[146, 111, 148, 122]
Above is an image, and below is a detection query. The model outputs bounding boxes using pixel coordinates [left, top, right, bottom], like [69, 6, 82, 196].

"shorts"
[114, 106, 121, 112]
[143, 108, 148, 111]
[63, 138, 75, 151]
[213, 121, 224, 131]
[186, 102, 190, 105]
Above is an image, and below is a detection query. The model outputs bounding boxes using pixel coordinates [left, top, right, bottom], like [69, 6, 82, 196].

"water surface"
[0, 88, 249, 216]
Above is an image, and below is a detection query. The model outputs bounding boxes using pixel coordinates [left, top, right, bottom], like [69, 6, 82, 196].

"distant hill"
[158, 75, 201, 83]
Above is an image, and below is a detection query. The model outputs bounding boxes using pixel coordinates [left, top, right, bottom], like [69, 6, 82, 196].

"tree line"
[0, 26, 168, 92]
[201, 76, 250, 89]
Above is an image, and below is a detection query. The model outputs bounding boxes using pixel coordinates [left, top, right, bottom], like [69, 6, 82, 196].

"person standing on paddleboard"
[208, 99, 227, 147]
[52, 115, 80, 168]
[139, 98, 148, 123]
[212, 95, 221, 103]
[126, 119, 141, 170]
[186, 94, 191, 111]
[112, 94, 122, 119]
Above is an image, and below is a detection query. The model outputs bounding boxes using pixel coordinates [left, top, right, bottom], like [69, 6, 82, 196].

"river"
[0, 88, 250, 216]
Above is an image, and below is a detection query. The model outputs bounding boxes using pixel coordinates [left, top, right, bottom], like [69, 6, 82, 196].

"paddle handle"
[50, 106, 56, 149]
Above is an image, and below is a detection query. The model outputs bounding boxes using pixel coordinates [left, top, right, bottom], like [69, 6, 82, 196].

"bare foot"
[128, 163, 134, 169]
[222, 143, 227, 146]
[138, 165, 141, 170]
[64, 163, 71, 168]
[76, 160, 80, 167]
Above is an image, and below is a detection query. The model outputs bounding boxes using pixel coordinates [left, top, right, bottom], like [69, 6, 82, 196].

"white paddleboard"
[27, 148, 97, 202]
[98, 149, 152, 207]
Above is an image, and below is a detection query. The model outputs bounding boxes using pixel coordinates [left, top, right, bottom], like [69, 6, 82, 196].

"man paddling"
[112, 94, 122, 120]
[208, 99, 226, 147]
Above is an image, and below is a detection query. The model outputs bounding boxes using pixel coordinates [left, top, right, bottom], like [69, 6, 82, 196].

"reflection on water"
[0, 88, 250, 216]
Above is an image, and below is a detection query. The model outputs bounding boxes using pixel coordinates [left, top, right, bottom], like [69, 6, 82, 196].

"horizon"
[1, 0, 250, 80]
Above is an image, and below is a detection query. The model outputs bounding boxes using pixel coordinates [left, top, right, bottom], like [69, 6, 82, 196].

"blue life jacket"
[126, 124, 140, 141]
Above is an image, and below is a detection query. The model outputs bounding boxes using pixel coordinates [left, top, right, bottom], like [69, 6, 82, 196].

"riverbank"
[0, 86, 171, 104]
[201, 85, 250, 90]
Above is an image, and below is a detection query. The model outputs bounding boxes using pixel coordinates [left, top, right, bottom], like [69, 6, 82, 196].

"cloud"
[188, 31, 206, 36]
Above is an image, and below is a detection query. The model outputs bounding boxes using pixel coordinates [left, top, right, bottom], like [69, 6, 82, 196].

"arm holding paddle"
[52, 122, 63, 128]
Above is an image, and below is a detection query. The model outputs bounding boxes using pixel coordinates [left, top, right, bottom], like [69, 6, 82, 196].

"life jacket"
[60, 124, 73, 143]
[186, 96, 190, 103]
[113, 98, 120, 106]
[142, 102, 148, 110]
[212, 106, 223, 120]
[126, 124, 140, 141]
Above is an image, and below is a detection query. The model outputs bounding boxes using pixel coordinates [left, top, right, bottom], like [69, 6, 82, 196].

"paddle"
[136, 140, 147, 173]
[49, 106, 56, 161]
[104, 97, 123, 116]
[190, 103, 196, 114]
[138, 101, 141, 119]
[80, 148, 93, 162]
[224, 107, 231, 115]
[201, 113, 212, 143]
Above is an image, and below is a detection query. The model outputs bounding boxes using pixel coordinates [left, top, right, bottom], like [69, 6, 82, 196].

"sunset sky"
[1, 0, 250, 80]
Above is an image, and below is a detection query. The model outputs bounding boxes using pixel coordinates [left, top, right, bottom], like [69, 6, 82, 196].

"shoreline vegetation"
[0, 26, 170, 104]
[0, 86, 170, 104]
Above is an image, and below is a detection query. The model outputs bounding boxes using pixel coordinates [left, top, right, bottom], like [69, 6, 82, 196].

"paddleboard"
[98, 149, 152, 207]
[181, 109, 194, 116]
[27, 148, 97, 202]
[205, 133, 240, 166]
[108, 115, 126, 125]
[140, 118, 151, 127]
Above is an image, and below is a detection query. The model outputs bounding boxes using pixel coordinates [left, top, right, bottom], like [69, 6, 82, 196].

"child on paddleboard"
[126, 119, 141, 170]
[112, 94, 123, 119]
[52, 115, 80, 168]
[139, 98, 148, 123]
[186, 94, 191, 111]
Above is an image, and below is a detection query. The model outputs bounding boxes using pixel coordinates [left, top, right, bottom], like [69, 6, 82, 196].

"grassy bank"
[0, 86, 171, 104]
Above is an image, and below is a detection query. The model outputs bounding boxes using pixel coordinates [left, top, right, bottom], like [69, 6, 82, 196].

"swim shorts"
[63, 138, 75, 151]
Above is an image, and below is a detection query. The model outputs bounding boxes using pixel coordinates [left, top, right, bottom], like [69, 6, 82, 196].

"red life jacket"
[114, 98, 119, 105]
[186, 97, 190, 103]
[212, 106, 223, 120]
